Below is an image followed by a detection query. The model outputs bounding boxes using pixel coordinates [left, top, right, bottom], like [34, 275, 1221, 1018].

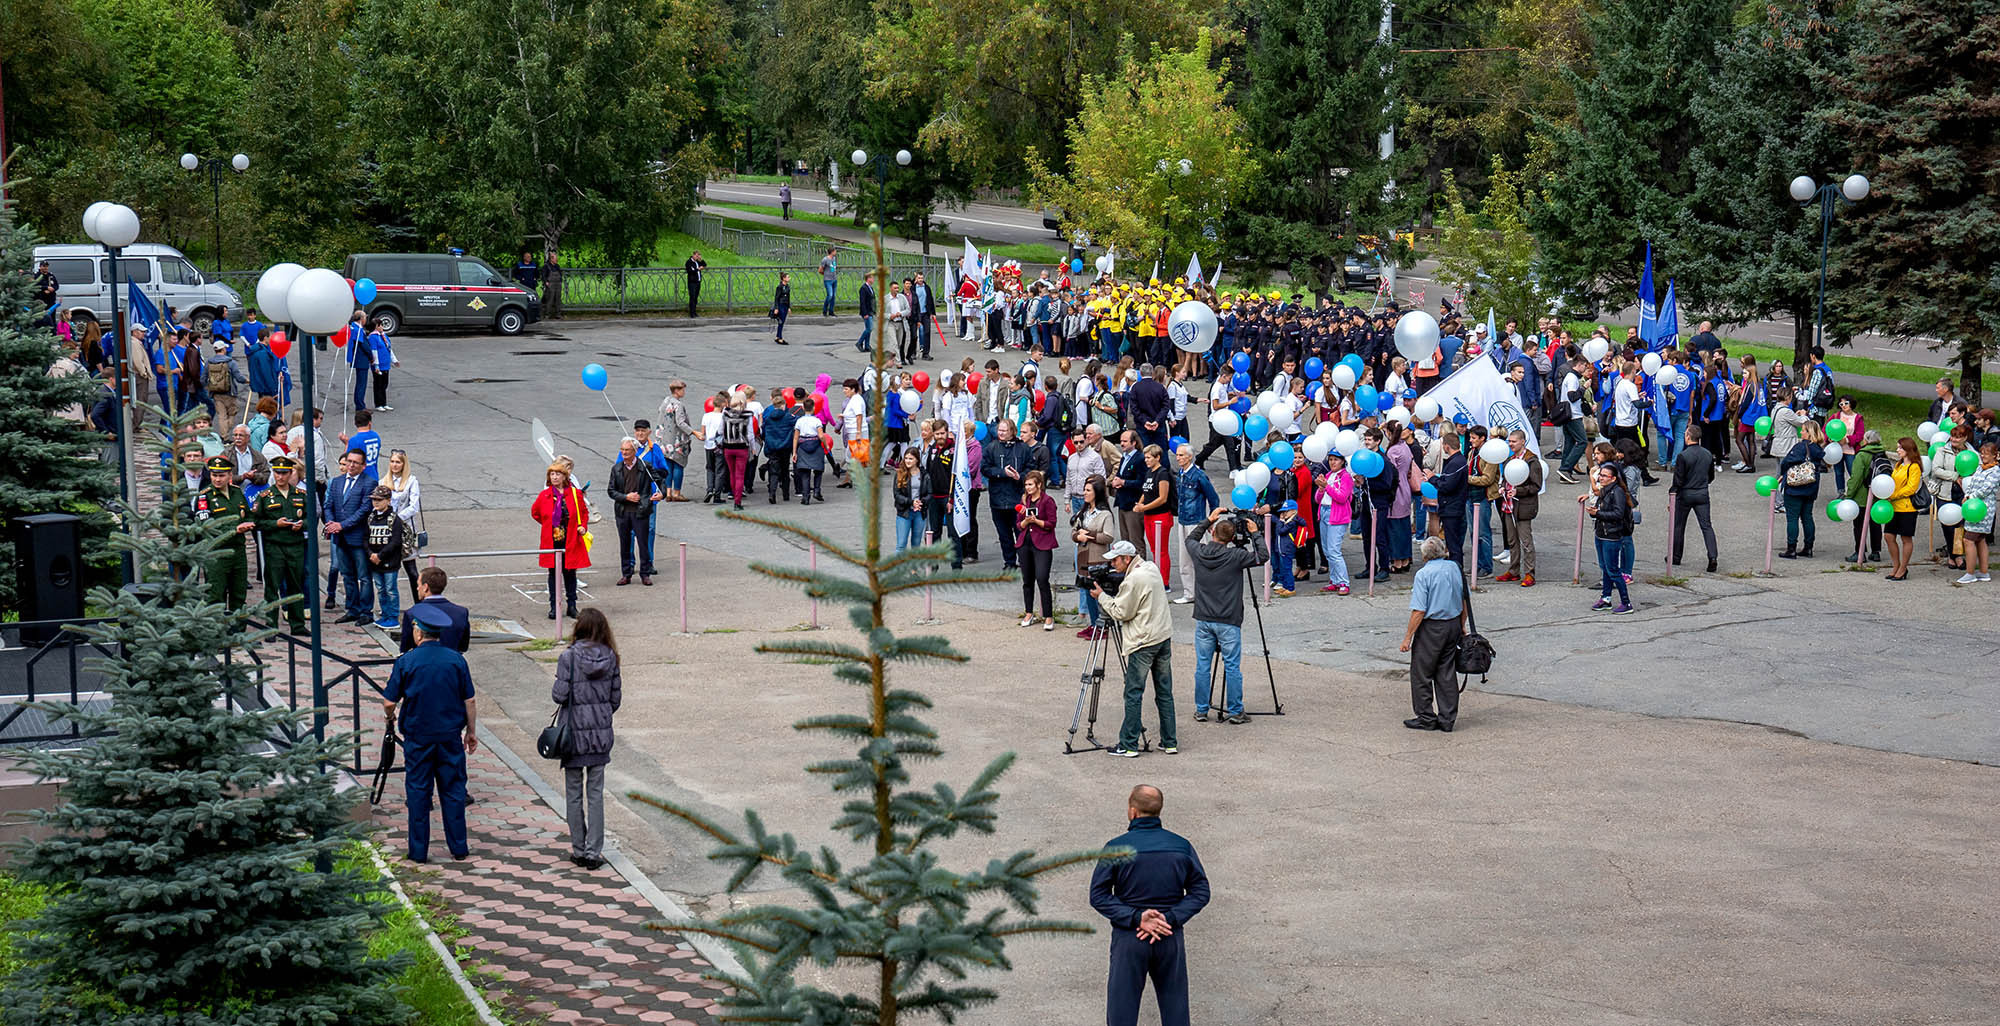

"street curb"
[472, 721, 750, 983]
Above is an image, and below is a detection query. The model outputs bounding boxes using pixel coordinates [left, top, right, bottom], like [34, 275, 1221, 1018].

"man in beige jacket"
[1092, 540, 1177, 757]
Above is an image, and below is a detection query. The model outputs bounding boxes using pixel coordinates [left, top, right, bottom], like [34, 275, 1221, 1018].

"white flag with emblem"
[1185, 253, 1202, 285]
[951, 426, 972, 535]
[1422, 353, 1542, 455]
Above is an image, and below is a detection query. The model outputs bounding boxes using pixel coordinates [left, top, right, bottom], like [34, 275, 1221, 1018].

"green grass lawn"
[709, 200, 863, 234]
[715, 173, 796, 185]
[1846, 389, 1934, 446]
[982, 241, 1070, 264]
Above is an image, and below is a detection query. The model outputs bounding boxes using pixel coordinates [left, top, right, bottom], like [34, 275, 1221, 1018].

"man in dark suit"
[323, 448, 379, 624]
[1109, 430, 1147, 557]
[910, 273, 935, 359]
[684, 251, 706, 317]
[399, 566, 472, 654]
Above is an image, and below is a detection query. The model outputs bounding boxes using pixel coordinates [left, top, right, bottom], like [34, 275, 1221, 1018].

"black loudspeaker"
[12, 513, 84, 645]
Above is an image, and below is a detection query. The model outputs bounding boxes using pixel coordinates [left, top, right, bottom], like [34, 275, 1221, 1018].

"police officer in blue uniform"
[381, 603, 477, 862]
[1089, 784, 1210, 1026]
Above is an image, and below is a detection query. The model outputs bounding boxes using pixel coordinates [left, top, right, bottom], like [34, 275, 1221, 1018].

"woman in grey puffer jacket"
[553, 608, 622, 868]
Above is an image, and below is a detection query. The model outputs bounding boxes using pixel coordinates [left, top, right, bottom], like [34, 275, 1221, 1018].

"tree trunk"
[1792, 311, 1814, 373]
[1959, 343, 1985, 408]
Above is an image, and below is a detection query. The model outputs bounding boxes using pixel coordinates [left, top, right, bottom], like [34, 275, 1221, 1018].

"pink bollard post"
[809, 540, 819, 628]
[1263, 514, 1274, 602]
[1464, 502, 1476, 592]
[1764, 496, 1778, 574]
[1572, 501, 1585, 585]
[678, 541, 689, 633]
[1666, 493, 1677, 573]
[553, 547, 564, 641]
[924, 529, 936, 621]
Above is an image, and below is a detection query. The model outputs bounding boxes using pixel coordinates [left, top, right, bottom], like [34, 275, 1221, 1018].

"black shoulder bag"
[1455, 575, 1494, 689]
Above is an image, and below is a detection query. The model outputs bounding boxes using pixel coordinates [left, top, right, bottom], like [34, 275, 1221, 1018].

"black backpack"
[1455, 576, 1494, 685]
[1812, 369, 1836, 411]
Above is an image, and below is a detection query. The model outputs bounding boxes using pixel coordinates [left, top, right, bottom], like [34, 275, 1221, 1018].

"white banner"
[951, 426, 972, 535]
[1422, 355, 1541, 455]
[1185, 253, 1202, 285]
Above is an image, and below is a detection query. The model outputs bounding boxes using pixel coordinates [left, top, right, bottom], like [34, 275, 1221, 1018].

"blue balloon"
[354, 278, 378, 305]
[1170, 435, 1188, 451]
[1231, 484, 1259, 509]
[1071, 258, 1084, 273]
[1231, 371, 1251, 392]
[972, 421, 989, 441]
[1230, 397, 1252, 415]
[1303, 357, 1324, 381]
[581, 363, 608, 391]
[1242, 414, 1270, 442]
[1267, 441, 1295, 470]
[1351, 449, 1384, 478]
[1377, 393, 1397, 413]
[1354, 384, 1379, 411]
[1421, 481, 1438, 499]
[1231, 352, 1252, 372]
[1341, 353, 1366, 374]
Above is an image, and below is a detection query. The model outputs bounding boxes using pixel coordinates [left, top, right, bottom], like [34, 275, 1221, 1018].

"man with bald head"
[1089, 784, 1210, 1026]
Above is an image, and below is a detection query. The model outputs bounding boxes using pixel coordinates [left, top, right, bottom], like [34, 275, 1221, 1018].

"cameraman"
[1091, 540, 1177, 758]
[1185, 508, 1267, 724]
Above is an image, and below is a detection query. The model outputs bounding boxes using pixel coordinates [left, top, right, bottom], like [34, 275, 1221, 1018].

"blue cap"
[1451, 413, 1471, 425]
[1279, 499, 1298, 513]
[410, 603, 452, 631]
[1402, 388, 1418, 399]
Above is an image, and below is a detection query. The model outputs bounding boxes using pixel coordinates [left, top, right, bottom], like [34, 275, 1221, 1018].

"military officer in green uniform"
[195, 454, 254, 610]
[254, 455, 311, 633]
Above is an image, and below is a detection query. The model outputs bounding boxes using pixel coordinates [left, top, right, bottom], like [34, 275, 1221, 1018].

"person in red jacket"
[531, 462, 592, 620]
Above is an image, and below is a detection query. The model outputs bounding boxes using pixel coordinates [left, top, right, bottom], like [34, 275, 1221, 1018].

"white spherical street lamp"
[82, 200, 114, 241]
[895, 149, 912, 167]
[1788, 175, 1817, 203]
[180, 152, 200, 172]
[1842, 173, 1870, 202]
[257, 263, 308, 324]
[96, 204, 141, 248]
[231, 153, 250, 173]
[851, 149, 868, 167]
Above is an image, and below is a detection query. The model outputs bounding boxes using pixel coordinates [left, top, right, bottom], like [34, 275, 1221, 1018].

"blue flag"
[1655, 278, 1679, 352]
[127, 281, 162, 351]
[1637, 242, 1658, 347]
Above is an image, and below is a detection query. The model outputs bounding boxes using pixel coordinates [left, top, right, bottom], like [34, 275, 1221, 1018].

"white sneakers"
[1954, 573, 1990, 584]
[1496, 550, 1511, 564]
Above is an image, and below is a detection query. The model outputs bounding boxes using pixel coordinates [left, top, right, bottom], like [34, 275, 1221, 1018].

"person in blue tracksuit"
[346, 312, 373, 412]
[1090, 785, 1209, 1026]
[365, 319, 397, 410]
[381, 602, 476, 863]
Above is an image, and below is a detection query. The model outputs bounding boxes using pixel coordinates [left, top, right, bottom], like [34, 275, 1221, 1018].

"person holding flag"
[924, 419, 967, 570]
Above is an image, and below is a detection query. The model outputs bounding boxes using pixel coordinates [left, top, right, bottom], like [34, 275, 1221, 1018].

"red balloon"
[704, 397, 716, 413]
[967, 372, 983, 391]
[911, 372, 931, 393]
[268, 335, 291, 359]
[1032, 389, 1048, 412]
[331, 330, 347, 348]
[345, 277, 357, 294]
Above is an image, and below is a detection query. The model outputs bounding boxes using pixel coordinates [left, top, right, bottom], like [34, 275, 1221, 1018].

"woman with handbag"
[531, 462, 592, 619]
[1777, 421, 1827, 559]
[551, 608, 621, 869]
[385, 448, 424, 593]
[1584, 464, 1636, 613]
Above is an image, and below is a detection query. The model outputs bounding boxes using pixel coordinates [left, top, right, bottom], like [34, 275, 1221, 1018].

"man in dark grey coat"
[552, 612, 622, 869]
[1669, 425, 1718, 572]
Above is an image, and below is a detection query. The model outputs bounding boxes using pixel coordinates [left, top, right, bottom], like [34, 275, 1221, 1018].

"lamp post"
[180, 152, 250, 274]
[83, 201, 141, 584]
[849, 147, 912, 232]
[1788, 172, 1870, 350]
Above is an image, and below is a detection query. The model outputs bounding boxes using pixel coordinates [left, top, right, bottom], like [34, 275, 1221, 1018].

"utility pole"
[1378, 0, 1398, 299]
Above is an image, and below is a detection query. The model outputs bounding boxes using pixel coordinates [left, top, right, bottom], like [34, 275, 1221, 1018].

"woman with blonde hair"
[385, 448, 424, 592]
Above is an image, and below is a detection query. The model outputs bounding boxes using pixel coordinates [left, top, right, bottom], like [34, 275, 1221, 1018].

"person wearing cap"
[253, 455, 311, 633]
[363, 483, 408, 629]
[194, 455, 254, 609]
[204, 336, 248, 424]
[382, 602, 477, 863]
[1271, 497, 1304, 597]
[1089, 539, 1177, 757]
[366, 316, 398, 412]
[608, 436, 662, 585]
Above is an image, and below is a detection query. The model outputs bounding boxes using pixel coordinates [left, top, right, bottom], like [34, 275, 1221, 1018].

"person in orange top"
[532, 462, 592, 620]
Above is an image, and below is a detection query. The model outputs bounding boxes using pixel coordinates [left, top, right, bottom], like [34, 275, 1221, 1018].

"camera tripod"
[1204, 564, 1285, 720]
[1064, 620, 1151, 754]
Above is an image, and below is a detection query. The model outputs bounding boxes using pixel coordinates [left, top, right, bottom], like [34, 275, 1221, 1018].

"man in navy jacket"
[323, 448, 379, 623]
[1090, 784, 1209, 1026]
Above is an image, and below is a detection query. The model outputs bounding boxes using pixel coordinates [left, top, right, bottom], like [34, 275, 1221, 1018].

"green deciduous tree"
[2, 414, 403, 1025]
[243, 0, 374, 265]
[1528, 0, 1734, 311]
[1027, 30, 1257, 271]
[0, 200, 118, 612]
[351, 0, 708, 264]
[1432, 160, 1554, 326]
[1823, 0, 1998, 404]
[1235, 0, 1400, 299]
[633, 236, 1122, 1026]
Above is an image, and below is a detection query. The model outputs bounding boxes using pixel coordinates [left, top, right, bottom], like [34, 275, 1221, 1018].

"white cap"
[1105, 540, 1138, 559]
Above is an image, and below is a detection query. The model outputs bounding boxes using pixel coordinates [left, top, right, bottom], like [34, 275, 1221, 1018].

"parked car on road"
[34, 243, 242, 332]
[343, 252, 542, 335]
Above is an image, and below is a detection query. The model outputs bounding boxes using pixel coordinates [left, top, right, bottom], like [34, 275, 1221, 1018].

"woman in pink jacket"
[1315, 452, 1355, 594]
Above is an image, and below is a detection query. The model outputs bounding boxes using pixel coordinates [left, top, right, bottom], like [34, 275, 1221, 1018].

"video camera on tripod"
[1076, 561, 1124, 596]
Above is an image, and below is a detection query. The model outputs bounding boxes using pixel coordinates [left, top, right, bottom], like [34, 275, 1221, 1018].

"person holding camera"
[1090, 540, 1176, 757]
[1398, 535, 1466, 732]
[1185, 508, 1267, 723]
[1071, 474, 1117, 637]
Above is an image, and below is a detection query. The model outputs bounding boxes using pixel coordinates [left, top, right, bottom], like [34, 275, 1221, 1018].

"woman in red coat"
[532, 462, 592, 619]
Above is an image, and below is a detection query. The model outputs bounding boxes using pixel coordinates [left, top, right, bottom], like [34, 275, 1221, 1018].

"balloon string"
[603, 393, 629, 439]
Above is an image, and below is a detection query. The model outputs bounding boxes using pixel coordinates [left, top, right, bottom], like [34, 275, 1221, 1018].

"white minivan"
[33, 242, 244, 334]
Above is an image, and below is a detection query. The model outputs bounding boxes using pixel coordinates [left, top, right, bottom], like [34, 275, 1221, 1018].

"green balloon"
[1870, 499, 1895, 524]
[1956, 449, 1979, 477]
[1823, 419, 1847, 442]
[1754, 415, 1773, 437]
[1965, 498, 1990, 525]
[1938, 418, 1955, 435]
[1825, 499, 1844, 522]
[1755, 475, 1780, 497]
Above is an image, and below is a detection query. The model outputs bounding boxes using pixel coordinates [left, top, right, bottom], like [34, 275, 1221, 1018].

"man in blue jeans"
[323, 448, 379, 624]
[819, 248, 838, 316]
[1662, 352, 1694, 472]
[1183, 510, 1266, 724]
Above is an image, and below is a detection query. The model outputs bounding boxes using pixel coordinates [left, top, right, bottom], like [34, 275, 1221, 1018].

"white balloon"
[1229, 469, 1243, 485]
[1209, 409, 1241, 438]
[1242, 462, 1272, 491]
[1334, 429, 1362, 457]
[286, 267, 356, 334]
[1541, 459, 1554, 486]
[1329, 364, 1357, 391]
[256, 263, 306, 323]
[1394, 310, 1441, 363]
[1268, 406, 1296, 433]
[1167, 300, 1219, 353]
[1822, 441, 1843, 462]
[1655, 366, 1679, 389]
[900, 389, 921, 414]
[1869, 473, 1894, 499]
[1414, 396, 1441, 423]
[1255, 391, 1280, 415]
[1094, 255, 1111, 274]
[1640, 352, 1663, 376]
[1938, 502, 1964, 526]
[1314, 421, 1340, 444]
[1917, 421, 1938, 443]
[1836, 499, 1860, 523]
[1582, 338, 1609, 363]
[1479, 438, 1511, 465]
[95, 204, 140, 248]
[1504, 458, 1530, 486]
[1385, 406, 1411, 425]
[1302, 436, 1331, 463]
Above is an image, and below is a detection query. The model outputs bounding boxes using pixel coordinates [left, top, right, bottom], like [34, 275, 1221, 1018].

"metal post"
[809, 540, 818, 628]
[1262, 514, 1273, 602]
[678, 541, 688, 633]
[1666, 493, 1677, 573]
[554, 546, 565, 639]
[1572, 501, 1585, 585]
[1763, 494, 1778, 575]
[1814, 188, 1834, 351]
[210, 165, 224, 276]
[298, 325, 328, 755]
[105, 245, 134, 585]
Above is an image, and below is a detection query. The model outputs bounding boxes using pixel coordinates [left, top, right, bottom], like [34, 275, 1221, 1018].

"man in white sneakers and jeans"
[1091, 540, 1177, 757]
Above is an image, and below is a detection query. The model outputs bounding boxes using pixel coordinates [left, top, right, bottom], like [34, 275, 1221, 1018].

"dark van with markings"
[343, 253, 542, 335]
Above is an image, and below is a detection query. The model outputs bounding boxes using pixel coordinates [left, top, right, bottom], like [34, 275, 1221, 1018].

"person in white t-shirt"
[1166, 370, 1191, 439]
[700, 391, 727, 503]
